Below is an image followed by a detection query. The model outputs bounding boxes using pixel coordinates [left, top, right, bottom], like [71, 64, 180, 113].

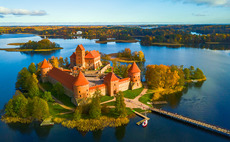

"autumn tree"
[193, 68, 205, 79]
[138, 51, 145, 62]
[49, 56, 59, 68]
[16, 67, 31, 91]
[64, 57, 69, 67]
[58, 57, 64, 68]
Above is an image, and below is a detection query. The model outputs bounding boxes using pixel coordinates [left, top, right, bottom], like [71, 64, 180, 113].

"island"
[1, 44, 206, 132]
[0, 39, 63, 52]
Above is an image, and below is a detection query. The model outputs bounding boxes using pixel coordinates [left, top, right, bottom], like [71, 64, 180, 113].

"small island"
[0, 39, 63, 52]
[1, 44, 206, 132]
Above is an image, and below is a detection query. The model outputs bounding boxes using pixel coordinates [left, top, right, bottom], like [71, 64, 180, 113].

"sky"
[0, 0, 230, 25]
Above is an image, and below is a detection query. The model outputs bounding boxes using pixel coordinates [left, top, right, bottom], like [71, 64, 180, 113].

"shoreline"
[104, 53, 143, 63]
[96, 39, 138, 44]
[0, 47, 63, 52]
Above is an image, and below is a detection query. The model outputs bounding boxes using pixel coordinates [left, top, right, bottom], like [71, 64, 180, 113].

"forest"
[20, 39, 62, 50]
[1, 25, 230, 49]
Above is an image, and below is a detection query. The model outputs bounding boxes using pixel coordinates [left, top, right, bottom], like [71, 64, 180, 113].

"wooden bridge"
[150, 107, 230, 137]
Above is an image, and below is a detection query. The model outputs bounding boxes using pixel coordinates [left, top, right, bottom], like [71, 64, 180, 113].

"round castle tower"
[73, 71, 89, 99]
[128, 62, 142, 90]
[40, 59, 53, 82]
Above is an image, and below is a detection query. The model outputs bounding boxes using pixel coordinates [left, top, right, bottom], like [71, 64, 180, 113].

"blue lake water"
[0, 34, 230, 142]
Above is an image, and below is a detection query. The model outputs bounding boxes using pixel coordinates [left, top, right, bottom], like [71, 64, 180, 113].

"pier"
[150, 107, 230, 137]
[132, 109, 150, 125]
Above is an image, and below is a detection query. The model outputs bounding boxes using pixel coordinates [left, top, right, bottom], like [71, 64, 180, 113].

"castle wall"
[119, 78, 130, 92]
[89, 84, 106, 97]
[47, 75, 74, 97]
[131, 80, 142, 90]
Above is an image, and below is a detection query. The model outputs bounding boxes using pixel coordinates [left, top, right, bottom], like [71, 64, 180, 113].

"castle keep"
[41, 44, 142, 105]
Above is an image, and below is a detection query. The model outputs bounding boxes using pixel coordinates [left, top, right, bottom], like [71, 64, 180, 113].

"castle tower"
[104, 72, 120, 96]
[75, 44, 85, 68]
[40, 58, 53, 82]
[73, 71, 89, 99]
[128, 62, 142, 90]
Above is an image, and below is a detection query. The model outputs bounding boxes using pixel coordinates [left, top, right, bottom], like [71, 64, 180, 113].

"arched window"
[79, 91, 80, 93]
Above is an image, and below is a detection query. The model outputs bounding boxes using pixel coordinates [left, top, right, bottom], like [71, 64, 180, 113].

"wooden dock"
[150, 107, 230, 137]
[40, 117, 54, 126]
[132, 110, 150, 125]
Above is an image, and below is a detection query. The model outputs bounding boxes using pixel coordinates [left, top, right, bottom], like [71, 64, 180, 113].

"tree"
[58, 57, 64, 68]
[138, 51, 145, 62]
[184, 68, 190, 80]
[53, 82, 64, 99]
[50, 56, 59, 68]
[41, 91, 54, 102]
[64, 57, 69, 67]
[28, 63, 36, 74]
[194, 68, 205, 79]
[5, 91, 29, 118]
[89, 88, 101, 119]
[32, 97, 49, 120]
[73, 106, 82, 120]
[28, 74, 39, 98]
[115, 92, 127, 117]
[16, 67, 31, 91]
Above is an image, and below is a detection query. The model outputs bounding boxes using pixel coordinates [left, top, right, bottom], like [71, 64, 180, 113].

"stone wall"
[89, 85, 106, 97]
[119, 78, 130, 92]
[98, 63, 111, 74]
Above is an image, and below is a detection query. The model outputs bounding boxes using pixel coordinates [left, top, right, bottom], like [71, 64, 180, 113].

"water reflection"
[19, 50, 60, 56]
[92, 130, 102, 142]
[115, 125, 126, 141]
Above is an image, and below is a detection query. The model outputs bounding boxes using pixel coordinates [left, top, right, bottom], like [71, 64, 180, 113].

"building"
[70, 44, 102, 70]
[41, 45, 142, 106]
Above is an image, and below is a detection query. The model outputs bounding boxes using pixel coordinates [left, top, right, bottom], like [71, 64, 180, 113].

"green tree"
[32, 97, 50, 120]
[5, 91, 29, 118]
[184, 68, 190, 80]
[58, 57, 64, 68]
[115, 92, 127, 117]
[53, 82, 64, 99]
[16, 67, 31, 91]
[73, 106, 82, 120]
[41, 91, 54, 102]
[28, 74, 39, 98]
[89, 88, 101, 119]
[28, 63, 36, 74]
[194, 68, 205, 79]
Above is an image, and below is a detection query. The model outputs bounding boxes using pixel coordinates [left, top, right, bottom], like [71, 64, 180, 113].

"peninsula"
[1, 44, 206, 132]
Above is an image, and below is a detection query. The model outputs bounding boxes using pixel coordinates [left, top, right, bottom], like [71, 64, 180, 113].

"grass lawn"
[133, 108, 146, 113]
[100, 96, 114, 102]
[48, 102, 71, 117]
[104, 101, 116, 106]
[40, 82, 76, 108]
[139, 93, 153, 107]
[123, 87, 144, 99]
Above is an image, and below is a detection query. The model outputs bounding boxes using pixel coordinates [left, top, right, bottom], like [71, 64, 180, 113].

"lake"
[0, 34, 230, 142]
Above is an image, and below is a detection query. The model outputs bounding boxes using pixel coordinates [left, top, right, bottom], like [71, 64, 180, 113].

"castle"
[40, 44, 142, 105]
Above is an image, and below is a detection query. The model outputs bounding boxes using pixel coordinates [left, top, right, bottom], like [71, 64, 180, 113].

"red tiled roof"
[104, 72, 119, 82]
[119, 78, 130, 82]
[41, 59, 52, 69]
[85, 50, 100, 59]
[73, 71, 89, 86]
[70, 52, 76, 59]
[76, 44, 85, 51]
[47, 67, 75, 90]
[89, 84, 106, 90]
[128, 62, 141, 73]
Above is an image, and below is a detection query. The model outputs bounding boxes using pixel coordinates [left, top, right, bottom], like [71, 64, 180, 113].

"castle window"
[114, 84, 116, 86]
[134, 76, 135, 78]
[79, 91, 80, 93]
[80, 95, 81, 97]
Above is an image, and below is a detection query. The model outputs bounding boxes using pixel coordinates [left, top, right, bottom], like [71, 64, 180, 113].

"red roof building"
[128, 62, 141, 73]
[73, 71, 89, 86]
[41, 59, 52, 69]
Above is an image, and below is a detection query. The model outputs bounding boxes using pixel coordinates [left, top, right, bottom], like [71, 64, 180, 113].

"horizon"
[1, 0, 230, 25]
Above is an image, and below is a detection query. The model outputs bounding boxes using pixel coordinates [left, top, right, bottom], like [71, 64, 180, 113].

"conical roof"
[104, 72, 119, 82]
[128, 62, 141, 73]
[73, 71, 89, 86]
[41, 59, 53, 69]
[76, 44, 85, 51]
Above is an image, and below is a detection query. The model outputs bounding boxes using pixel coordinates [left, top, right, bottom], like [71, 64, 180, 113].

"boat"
[142, 119, 148, 127]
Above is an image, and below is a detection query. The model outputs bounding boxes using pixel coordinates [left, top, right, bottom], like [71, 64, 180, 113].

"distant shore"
[0, 47, 63, 52]
[96, 39, 138, 44]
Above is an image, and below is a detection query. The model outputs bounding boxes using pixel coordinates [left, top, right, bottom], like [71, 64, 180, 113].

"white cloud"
[170, 0, 230, 7]
[0, 7, 47, 16]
